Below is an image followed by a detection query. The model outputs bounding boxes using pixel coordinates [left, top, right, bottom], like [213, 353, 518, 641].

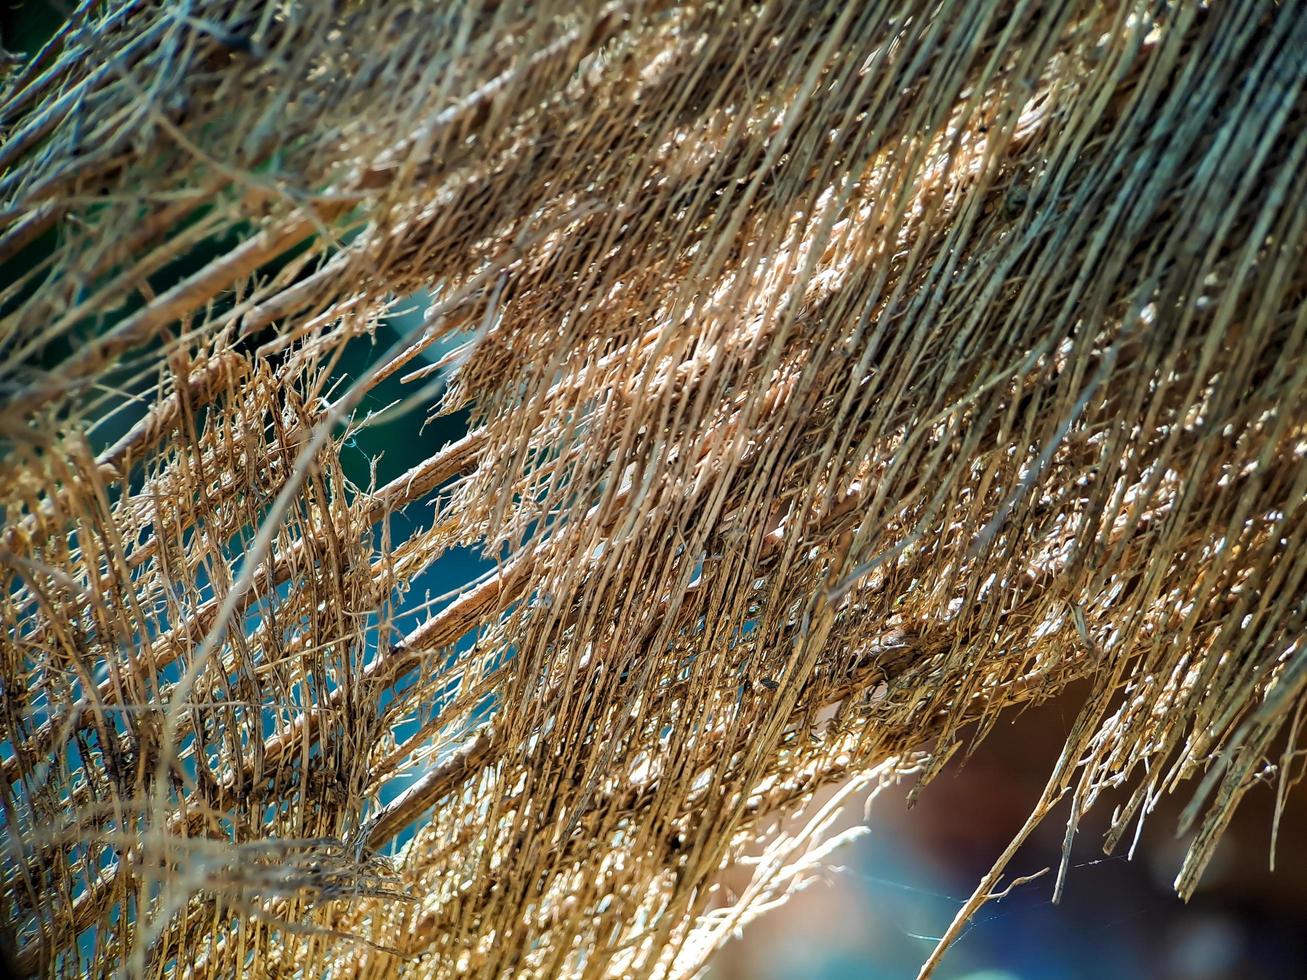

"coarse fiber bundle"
[1, 0, 1305, 976]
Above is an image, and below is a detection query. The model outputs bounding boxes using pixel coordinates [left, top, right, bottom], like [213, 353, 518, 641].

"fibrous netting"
[1, 1, 1305, 976]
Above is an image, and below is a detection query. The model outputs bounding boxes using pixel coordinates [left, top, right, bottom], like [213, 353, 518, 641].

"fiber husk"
[1, 1, 1305, 976]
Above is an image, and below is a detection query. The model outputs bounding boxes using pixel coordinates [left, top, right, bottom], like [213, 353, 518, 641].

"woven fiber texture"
[2, 1, 1305, 976]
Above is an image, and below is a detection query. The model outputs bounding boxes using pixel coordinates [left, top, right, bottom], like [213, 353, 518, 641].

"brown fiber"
[1, 1, 1305, 976]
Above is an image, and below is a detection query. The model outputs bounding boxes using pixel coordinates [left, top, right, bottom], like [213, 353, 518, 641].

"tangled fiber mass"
[1, 1, 1305, 976]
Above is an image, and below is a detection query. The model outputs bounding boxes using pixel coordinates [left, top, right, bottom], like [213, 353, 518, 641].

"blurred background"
[708, 687, 1307, 979]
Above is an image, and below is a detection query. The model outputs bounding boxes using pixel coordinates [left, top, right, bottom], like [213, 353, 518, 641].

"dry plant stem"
[6, 214, 326, 415]
[0, 430, 487, 792]
[917, 699, 1101, 978]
